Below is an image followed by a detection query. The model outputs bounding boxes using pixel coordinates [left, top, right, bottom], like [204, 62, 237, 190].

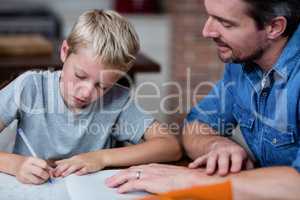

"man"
[106, 0, 300, 199]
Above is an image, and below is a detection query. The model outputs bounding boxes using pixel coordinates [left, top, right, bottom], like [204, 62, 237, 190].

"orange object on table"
[139, 181, 232, 200]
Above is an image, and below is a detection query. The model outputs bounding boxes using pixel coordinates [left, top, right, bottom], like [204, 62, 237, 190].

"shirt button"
[262, 92, 268, 97]
[272, 138, 277, 144]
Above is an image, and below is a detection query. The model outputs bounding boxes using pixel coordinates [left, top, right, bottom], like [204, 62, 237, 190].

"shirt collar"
[273, 23, 300, 79]
[242, 23, 300, 80]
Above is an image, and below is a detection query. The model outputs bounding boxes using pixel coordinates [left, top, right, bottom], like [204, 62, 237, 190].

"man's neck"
[254, 37, 289, 72]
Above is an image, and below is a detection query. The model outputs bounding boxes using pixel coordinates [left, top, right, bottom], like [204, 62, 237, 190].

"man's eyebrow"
[211, 14, 239, 26]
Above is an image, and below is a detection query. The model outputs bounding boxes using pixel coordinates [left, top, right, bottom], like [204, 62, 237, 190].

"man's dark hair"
[242, 0, 300, 37]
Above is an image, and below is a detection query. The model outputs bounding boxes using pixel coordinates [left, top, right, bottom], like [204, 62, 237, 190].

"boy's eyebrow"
[73, 65, 129, 90]
[74, 66, 89, 76]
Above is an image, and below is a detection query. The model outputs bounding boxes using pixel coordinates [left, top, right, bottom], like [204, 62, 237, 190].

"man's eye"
[221, 22, 233, 28]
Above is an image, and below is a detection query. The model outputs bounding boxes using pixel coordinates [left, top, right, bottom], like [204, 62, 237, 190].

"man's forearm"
[182, 122, 229, 159]
[230, 167, 300, 200]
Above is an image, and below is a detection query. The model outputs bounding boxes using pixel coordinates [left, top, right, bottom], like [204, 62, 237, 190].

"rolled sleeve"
[292, 149, 300, 172]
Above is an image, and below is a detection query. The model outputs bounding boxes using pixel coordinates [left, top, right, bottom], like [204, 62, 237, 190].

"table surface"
[0, 169, 148, 200]
[0, 172, 70, 200]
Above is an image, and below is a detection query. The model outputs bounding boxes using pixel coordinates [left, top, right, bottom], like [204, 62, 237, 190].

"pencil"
[17, 128, 53, 184]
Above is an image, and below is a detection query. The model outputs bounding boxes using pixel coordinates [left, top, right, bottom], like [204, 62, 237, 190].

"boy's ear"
[60, 40, 69, 63]
[265, 16, 287, 40]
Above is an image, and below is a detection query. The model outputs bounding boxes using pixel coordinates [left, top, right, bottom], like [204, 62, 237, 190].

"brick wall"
[166, 0, 224, 125]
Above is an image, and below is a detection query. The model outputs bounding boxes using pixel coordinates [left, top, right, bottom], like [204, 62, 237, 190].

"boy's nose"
[80, 83, 94, 100]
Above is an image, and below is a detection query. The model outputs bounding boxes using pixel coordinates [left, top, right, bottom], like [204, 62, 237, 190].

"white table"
[0, 170, 148, 200]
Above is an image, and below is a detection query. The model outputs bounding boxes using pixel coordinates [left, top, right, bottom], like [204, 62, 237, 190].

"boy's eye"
[75, 73, 86, 79]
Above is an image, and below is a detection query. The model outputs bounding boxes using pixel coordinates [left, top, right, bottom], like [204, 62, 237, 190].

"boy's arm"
[0, 120, 19, 175]
[0, 120, 52, 184]
[0, 151, 51, 184]
[53, 121, 182, 177]
[103, 121, 182, 166]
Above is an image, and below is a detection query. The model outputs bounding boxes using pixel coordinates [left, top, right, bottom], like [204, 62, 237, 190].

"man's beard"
[214, 39, 265, 64]
[218, 47, 264, 64]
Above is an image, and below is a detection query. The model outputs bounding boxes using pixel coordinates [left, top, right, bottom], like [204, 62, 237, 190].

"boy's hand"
[15, 156, 52, 185]
[53, 152, 107, 177]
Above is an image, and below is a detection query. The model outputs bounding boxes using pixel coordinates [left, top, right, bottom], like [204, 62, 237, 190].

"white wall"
[127, 15, 171, 122]
[20, 0, 114, 35]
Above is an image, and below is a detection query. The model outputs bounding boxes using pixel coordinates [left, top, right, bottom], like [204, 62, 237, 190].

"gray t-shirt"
[0, 71, 154, 160]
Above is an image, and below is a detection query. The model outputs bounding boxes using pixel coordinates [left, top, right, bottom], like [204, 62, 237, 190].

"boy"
[0, 10, 181, 184]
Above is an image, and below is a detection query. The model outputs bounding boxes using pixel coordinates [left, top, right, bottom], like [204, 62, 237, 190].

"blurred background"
[0, 0, 224, 127]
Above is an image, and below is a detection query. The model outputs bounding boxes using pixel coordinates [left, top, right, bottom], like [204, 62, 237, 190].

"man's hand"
[15, 156, 52, 185]
[188, 139, 254, 176]
[53, 152, 107, 177]
[105, 164, 225, 194]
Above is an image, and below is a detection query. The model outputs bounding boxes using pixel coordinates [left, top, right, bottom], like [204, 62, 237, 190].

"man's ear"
[60, 40, 70, 63]
[265, 16, 287, 40]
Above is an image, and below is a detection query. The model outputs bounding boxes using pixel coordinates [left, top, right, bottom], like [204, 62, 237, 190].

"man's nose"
[202, 17, 220, 38]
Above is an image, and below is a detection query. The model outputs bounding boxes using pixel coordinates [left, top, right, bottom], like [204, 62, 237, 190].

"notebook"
[0, 169, 149, 200]
[65, 169, 149, 200]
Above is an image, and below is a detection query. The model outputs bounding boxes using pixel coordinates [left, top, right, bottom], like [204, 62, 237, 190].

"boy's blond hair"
[66, 9, 140, 71]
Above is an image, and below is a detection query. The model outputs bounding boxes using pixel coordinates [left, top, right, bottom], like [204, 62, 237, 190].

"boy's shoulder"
[102, 84, 133, 110]
[17, 70, 59, 81]
[15, 70, 59, 88]
[11, 70, 59, 99]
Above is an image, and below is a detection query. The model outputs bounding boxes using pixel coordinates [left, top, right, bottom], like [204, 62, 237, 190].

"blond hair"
[66, 9, 140, 71]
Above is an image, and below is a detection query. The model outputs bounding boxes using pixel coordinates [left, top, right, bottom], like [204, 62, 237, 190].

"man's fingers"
[106, 170, 138, 188]
[245, 159, 254, 170]
[230, 153, 243, 173]
[117, 179, 150, 194]
[217, 153, 230, 176]
[188, 156, 208, 169]
[206, 154, 218, 175]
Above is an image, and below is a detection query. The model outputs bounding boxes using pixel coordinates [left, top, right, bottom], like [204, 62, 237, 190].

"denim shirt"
[186, 24, 300, 172]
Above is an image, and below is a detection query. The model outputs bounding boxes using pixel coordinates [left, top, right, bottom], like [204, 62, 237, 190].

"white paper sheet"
[0, 173, 70, 200]
[65, 170, 149, 200]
